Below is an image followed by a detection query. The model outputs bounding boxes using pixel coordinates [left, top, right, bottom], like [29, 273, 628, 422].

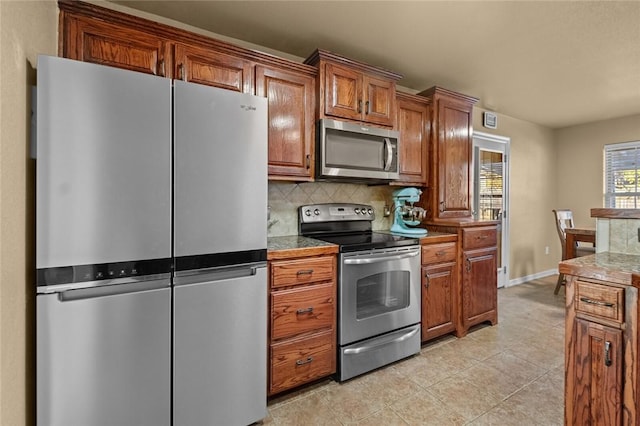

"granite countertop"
[267, 235, 339, 260]
[268, 235, 335, 251]
[559, 252, 640, 287]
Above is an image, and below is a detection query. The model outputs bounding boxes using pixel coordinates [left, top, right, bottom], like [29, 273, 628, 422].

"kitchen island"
[560, 252, 640, 425]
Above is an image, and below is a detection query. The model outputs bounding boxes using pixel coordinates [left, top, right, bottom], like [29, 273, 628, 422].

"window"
[604, 141, 640, 208]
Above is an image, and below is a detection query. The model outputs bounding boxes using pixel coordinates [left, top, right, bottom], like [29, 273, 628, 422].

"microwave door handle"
[383, 138, 393, 171]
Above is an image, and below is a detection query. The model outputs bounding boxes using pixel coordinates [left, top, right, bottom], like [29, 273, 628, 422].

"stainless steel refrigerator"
[36, 56, 268, 426]
[172, 81, 268, 425]
[36, 56, 172, 426]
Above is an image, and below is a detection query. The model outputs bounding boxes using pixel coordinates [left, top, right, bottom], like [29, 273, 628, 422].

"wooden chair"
[553, 209, 596, 294]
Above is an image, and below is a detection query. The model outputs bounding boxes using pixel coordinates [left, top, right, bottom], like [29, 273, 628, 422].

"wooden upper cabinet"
[256, 65, 316, 181]
[174, 43, 253, 93]
[395, 93, 430, 186]
[60, 12, 171, 77]
[59, 1, 320, 182]
[363, 75, 395, 126]
[305, 49, 401, 128]
[324, 63, 362, 122]
[419, 87, 478, 221]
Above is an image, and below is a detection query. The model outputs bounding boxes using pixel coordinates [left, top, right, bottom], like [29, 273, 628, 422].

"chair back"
[553, 209, 575, 260]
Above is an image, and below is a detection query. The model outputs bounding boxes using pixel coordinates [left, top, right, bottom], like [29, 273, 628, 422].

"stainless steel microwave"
[317, 119, 400, 182]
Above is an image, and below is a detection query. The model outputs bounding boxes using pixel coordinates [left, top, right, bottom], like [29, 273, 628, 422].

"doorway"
[473, 132, 510, 288]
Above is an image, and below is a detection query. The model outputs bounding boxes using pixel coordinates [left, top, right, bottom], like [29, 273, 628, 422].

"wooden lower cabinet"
[268, 250, 337, 396]
[459, 227, 498, 336]
[426, 224, 498, 338]
[571, 319, 622, 425]
[563, 274, 636, 425]
[420, 236, 458, 341]
[270, 330, 334, 395]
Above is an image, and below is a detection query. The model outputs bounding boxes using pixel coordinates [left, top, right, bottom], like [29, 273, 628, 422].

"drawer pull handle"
[605, 341, 613, 367]
[466, 258, 471, 272]
[579, 297, 615, 308]
[424, 273, 430, 288]
[296, 307, 314, 315]
[435, 251, 446, 257]
[296, 356, 313, 366]
[296, 269, 314, 276]
[476, 235, 488, 240]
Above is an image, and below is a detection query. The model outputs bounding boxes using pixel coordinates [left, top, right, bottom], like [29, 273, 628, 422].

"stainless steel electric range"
[299, 203, 422, 381]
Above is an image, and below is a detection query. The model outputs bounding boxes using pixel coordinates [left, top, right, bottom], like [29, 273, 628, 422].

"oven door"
[339, 246, 421, 345]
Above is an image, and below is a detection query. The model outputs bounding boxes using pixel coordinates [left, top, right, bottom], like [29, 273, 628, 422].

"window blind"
[604, 141, 640, 208]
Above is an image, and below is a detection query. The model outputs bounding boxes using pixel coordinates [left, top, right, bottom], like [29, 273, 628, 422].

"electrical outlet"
[545, 246, 550, 255]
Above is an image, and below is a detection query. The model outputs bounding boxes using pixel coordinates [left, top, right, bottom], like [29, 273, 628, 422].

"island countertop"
[559, 252, 640, 287]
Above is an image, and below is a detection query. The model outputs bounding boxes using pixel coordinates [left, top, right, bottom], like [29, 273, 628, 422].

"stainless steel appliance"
[299, 203, 421, 381]
[36, 56, 172, 426]
[172, 80, 268, 425]
[317, 118, 400, 182]
[36, 56, 268, 426]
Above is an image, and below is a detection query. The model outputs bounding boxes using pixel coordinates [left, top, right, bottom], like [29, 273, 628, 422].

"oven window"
[356, 271, 410, 319]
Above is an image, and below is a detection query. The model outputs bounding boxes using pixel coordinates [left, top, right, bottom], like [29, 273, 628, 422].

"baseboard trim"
[506, 268, 557, 287]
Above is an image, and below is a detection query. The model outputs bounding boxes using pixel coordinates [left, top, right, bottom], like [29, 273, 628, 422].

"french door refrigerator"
[36, 56, 172, 426]
[36, 56, 268, 426]
[172, 80, 268, 426]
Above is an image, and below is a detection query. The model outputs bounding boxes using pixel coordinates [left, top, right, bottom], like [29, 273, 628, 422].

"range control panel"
[299, 203, 375, 223]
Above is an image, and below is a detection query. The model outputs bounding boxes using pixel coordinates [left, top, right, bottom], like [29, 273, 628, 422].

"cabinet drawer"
[462, 227, 497, 250]
[271, 282, 334, 340]
[422, 242, 456, 264]
[575, 280, 624, 323]
[270, 330, 335, 395]
[271, 256, 334, 288]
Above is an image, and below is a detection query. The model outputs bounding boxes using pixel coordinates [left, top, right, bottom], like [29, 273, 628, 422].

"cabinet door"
[63, 15, 170, 77]
[461, 247, 497, 330]
[363, 75, 395, 127]
[571, 319, 622, 425]
[324, 63, 363, 121]
[435, 97, 473, 219]
[174, 43, 253, 93]
[422, 262, 456, 341]
[256, 66, 315, 181]
[396, 97, 429, 185]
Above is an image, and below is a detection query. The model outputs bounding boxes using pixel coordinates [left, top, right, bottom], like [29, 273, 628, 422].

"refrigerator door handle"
[173, 263, 266, 287]
[58, 279, 170, 302]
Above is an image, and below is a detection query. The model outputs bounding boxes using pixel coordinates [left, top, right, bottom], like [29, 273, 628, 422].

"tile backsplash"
[596, 218, 640, 255]
[268, 182, 399, 237]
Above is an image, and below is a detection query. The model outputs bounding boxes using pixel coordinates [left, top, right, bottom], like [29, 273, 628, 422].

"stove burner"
[310, 231, 418, 252]
[299, 203, 419, 251]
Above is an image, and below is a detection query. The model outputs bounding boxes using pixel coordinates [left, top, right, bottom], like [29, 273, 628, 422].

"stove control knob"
[314, 209, 320, 216]
[354, 208, 360, 214]
[304, 209, 311, 217]
[367, 208, 373, 215]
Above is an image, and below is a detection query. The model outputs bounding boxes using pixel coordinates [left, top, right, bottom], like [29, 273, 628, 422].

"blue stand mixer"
[390, 187, 428, 237]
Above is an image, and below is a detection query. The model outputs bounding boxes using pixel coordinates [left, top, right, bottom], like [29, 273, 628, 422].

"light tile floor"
[265, 275, 566, 425]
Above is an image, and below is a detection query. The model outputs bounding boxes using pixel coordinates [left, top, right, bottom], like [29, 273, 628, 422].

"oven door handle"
[343, 324, 420, 355]
[343, 250, 419, 265]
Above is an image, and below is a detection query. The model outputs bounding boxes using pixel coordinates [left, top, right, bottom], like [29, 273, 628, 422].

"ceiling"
[110, 1, 640, 129]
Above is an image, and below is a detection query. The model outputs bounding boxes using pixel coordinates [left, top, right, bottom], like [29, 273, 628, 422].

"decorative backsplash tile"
[596, 218, 640, 255]
[268, 182, 400, 237]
